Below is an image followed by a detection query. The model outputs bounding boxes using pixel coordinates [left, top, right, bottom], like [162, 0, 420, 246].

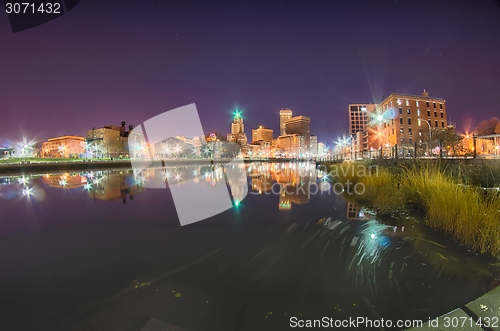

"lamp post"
[473, 134, 477, 159]
[420, 119, 432, 157]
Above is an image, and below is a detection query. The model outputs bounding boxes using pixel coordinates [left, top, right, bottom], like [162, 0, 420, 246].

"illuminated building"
[367, 90, 447, 149]
[227, 111, 248, 145]
[86, 122, 138, 158]
[317, 142, 325, 156]
[275, 134, 305, 157]
[0, 148, 15, 159]
[41, 136, 85, 158]
[279, 108, 293, 136]
[349, 104, 376, 136]
[285, 116, 310, 153]
[248, 141, 271, 158]
[310, 135, 317, 156]
[251, 125, 273, 144]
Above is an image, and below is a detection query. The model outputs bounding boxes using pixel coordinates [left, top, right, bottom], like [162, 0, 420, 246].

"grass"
[329, 161, 500, 256]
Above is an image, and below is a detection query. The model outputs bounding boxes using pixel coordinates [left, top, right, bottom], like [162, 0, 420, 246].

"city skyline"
[1, 0, 500, 145]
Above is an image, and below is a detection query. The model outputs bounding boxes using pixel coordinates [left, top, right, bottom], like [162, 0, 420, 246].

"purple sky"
[1, 0, 499, 147]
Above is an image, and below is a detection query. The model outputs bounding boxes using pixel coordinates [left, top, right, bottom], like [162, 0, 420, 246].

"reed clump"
[329, 162, 500, 256]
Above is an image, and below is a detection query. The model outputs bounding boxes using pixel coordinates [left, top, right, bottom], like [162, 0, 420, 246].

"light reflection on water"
[0, 162, 499, 331]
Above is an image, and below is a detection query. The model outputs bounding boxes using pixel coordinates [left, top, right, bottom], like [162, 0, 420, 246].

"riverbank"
[0, 157, 305, 175]
[322, 158, 500, 188]
[323, 161, 500, 257]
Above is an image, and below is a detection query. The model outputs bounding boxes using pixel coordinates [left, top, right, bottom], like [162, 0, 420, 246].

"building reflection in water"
[248, 162, 315, 210]
[82, 170, 144, 203]
[42, 173, 87, 189]
[346, 202, 365, 220]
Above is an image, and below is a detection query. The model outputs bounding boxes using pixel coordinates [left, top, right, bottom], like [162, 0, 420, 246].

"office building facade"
[41, 135, 85, 158]
[367, 90, 447, 149]
[252, 125, 273, 144]
[285, 115, 310, 153]
[279, 109, 293, 136]
[349, 104, 376, 136]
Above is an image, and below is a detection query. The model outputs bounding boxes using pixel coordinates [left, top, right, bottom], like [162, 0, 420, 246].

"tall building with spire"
[227, 110, 248, 145]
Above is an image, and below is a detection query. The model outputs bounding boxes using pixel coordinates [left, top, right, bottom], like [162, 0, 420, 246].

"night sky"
[1, 0, 499, 147]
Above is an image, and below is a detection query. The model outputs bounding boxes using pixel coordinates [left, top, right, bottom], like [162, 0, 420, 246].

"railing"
[317, 144, 479, 162]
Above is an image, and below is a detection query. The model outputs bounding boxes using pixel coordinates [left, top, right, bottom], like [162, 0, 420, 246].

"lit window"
[397, 99, 402, 106]
[407, 108, 410, 115]
[418, 119, 421, 126]
[416, 101, 419, 107]
[406, 100, 410, 106]
[361, 106, 367, 111]
[417, 109, 420, 116]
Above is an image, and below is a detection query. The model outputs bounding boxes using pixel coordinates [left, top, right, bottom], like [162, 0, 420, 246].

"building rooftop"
[384, 92, 445, 102]
[47, 135, 85, 141]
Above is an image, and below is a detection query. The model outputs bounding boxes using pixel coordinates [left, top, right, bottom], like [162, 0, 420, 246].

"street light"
[420, 119, 432, 157]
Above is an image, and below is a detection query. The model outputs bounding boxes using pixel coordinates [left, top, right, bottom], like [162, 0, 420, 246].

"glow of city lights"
[84, 183, 92, 190]
[22, 187, 33, 196]
[233, 110, 242, 119]
[234, 200, 240, 207]
[174, 174, 181, 181]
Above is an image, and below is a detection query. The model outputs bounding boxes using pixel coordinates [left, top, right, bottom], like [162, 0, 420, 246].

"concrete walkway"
[408, 285, 500, 330]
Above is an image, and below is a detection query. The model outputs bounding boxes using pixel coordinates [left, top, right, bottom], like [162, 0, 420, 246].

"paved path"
[408, 285, 500, 330]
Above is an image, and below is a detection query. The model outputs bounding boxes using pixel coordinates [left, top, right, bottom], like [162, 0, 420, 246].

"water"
[0, 162, 498, 331]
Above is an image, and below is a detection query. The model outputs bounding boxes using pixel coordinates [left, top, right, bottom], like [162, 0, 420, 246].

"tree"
[433, 126, 469, 157]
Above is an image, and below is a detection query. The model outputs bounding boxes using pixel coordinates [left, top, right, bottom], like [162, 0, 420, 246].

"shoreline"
[0, 158, 310, 175]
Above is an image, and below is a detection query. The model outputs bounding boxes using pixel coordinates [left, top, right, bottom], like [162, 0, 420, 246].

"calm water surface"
[0, 162, 499, 331]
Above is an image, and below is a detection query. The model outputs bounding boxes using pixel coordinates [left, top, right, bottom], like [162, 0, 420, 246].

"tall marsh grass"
[330, 162, 500, 256]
